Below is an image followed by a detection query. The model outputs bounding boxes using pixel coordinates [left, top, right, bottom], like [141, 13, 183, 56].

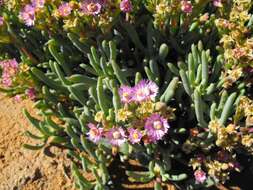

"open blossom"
[58, 2, 72, 17]
[0, 59, 19, 75]
[119, 80, 158, 103]
[31, 0, 45, 9]
[120, 0, 133, 13]
[26, 88, 36, 100]
[80, 0, 104, 15]
[20, 4, 36, 26]
[133, 80, 158, 102]
[213, 0, 222, 7]
[144, 113, 169, 142]
[181, 1, 192, 13]
[119, 85, 133, 103]
[128, 128, 143, 144]
[86, 123, 103, 143]
[0, 59, 19, 87]
[106, 127, 126, 146]
[194, 170, 207, 183]
[0, 16, 4, 26]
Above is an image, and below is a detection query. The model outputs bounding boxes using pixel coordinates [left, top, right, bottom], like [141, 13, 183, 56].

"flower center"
[113, 131, 121, 139]
[153, 121, 162, 130]
[136, 88, 149, 98]
[123, 92, 130, 99]
[90, 129, 98, 137]
[87, 3, 99, 12]
[63, 8, 70, 14]
[132, 132, 139, 139]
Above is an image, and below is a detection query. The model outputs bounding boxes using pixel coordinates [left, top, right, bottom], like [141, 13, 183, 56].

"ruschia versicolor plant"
[0, 0, 253, 189]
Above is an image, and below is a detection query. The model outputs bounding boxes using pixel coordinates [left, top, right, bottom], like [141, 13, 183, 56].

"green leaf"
[23, 143, 45, 150]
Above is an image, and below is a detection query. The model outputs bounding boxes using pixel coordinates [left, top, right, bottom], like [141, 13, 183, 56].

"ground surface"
[0, 93, 249, 190]
[0, 94, 72, 190]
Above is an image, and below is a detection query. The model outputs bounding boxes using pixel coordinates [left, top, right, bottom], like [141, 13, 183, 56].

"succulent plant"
[0, 0, 253, 189]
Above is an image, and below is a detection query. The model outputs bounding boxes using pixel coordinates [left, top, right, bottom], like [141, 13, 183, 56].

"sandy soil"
[0, 94, 72, 190]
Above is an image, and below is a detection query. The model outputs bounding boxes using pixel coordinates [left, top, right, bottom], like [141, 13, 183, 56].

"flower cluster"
[209, 118, 253, 154]
[119, 80, 159, 103]
[235, 96, 253, 126]
[216, 0, 253, 79]
[19, 0, 46, 26]
[0, 59, 37, 101]
[86, 80, 173, 148]
[190, 151, 240, 184]
[235, 97, 253, 153]
[17, 0, 133, 31]
[0, 59, 18, 87]
[2, 0, 226, 35]
[222, 67, 243, 89]
[148, 0, 223, 31]
[209, 121, 240, 151]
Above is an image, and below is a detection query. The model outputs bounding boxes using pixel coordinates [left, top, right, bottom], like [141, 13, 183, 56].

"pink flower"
[105, 127, 126, 146]
[1, 74, 12, 87]
[31, 0, 45, 9]
[3, 60, 18, 69]
[118, 85, 133, 104]
[0, 59, 19, 87]
[248, 128, 253, 133]
[86, 123, 103, 143]
[13, 95, 22, 102]
[58, 2, 72, 17]
[20, 4, 36, 26]
[213, 0, 222, 7]
[194, 170, 206, 183]
[144, 114, 169, 142]
[181, 1, 192, 13]
[0, 16, 4, 26]
[80, 0, 104, 15]
[128, 128, 142, 144]
[26, 87, 36, 100]
[2, 59, 18, 75]
[133, 80, 158, 102]
[120, 0, 133, 13]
